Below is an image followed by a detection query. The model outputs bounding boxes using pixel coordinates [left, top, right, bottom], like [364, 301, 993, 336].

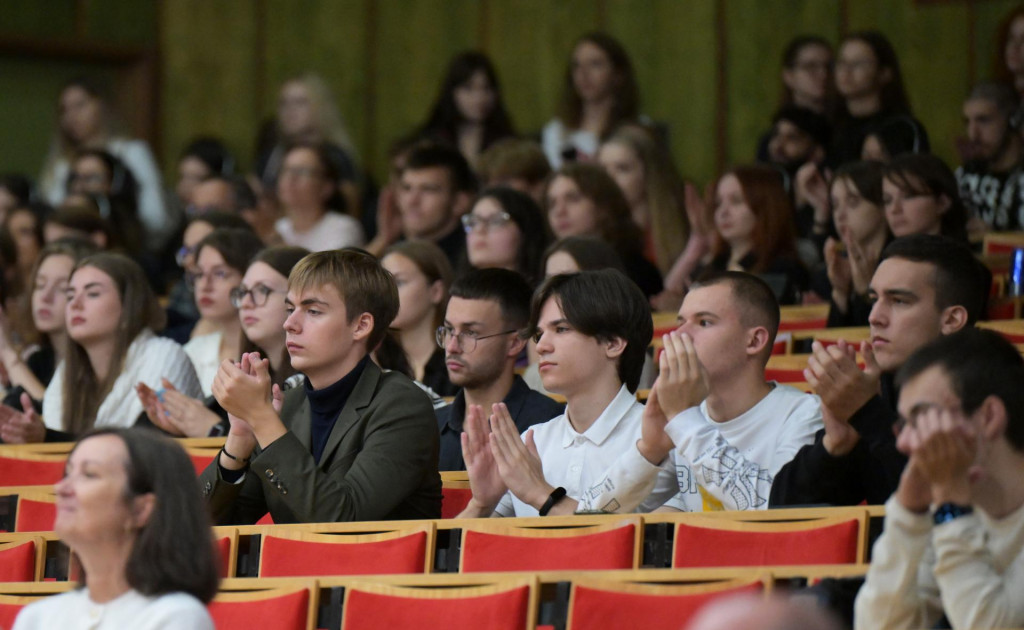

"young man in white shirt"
[855, 328, 1024, 629]
[459, 269, 676, 517]
[638, 271, 823, 511]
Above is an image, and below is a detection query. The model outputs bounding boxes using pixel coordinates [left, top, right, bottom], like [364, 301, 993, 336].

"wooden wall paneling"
[607, 0, 719, 186]
[82, 0, 158, 45]
[723, 0, 841, 170]
[845, 1, 971, 167]
[972, 0, 1023, 84]
[483, 0, 602, 143]
[370, 0, 483, 180]
[159, 0, 261, 176]
[261, 0, 371, 172]
[0, 1, 76, 40]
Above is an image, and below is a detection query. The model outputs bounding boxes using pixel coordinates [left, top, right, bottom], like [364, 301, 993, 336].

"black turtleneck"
[306, 355, 369, 463]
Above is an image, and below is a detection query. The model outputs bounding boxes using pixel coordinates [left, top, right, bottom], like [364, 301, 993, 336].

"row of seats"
[0, 506, 879, 582]
[0, 564, 869, 630]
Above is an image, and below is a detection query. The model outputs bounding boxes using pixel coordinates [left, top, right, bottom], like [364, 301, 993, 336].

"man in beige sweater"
[854, 328, 1024, 629]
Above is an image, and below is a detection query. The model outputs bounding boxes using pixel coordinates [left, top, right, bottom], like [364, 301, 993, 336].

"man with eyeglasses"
[435, 268, 563, 471]
[855, 328, 1024, 630]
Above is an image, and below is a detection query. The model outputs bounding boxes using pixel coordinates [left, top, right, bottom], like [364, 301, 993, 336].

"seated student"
[0, 253, 202, 443]
[956, 82, 1024, 233]
[623, 271, 823, 511]
[475, 138, 552, 207]
[882, 154, 969, 243]
[367, 143, 477, 265]
[770, 235, 989, 507]
[459, 269, 676, 517]
[855, 328, 1024, 630]
[463, 186, 551, 285]
[435, 268, 564, 471]
[199, 248, 441, 523]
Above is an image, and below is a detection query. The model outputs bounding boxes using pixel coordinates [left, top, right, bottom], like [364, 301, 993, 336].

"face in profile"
[675, 282, 757, 381]
[867, 257, 947, 372]
[55, 434, 152, 548]
[65, 265, 123, 347]
[881, 175, 947, 238]
[442, 296, 514, 389]
[381, 253, 444, 331]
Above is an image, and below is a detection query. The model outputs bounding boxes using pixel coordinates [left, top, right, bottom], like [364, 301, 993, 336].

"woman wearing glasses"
[0, 253, 202, 442]
[463, 186, 550, 284]
[182, 228, 264, 395]
[138, 246, 309, 438]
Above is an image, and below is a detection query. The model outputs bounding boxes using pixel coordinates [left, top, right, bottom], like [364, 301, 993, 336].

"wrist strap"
[539, 486, 567, 516]
[220, 445, 251, 465]
[933, 502, 973, 525]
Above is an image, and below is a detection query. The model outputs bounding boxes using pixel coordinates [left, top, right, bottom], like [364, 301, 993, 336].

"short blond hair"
[288, 249, 398, 350]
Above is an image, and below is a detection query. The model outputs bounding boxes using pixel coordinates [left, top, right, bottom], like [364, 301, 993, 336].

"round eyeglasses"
[435, 326, 517, 353]
[230, 283, 279, 308]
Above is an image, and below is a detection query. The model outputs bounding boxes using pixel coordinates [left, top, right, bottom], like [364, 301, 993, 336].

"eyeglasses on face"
[461, 211, 512, 233]
[186, 267, 237, 292]
[230, 283, 279, 308]
[435, 326, 517, 352]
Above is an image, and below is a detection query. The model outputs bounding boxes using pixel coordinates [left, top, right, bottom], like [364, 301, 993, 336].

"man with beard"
[435, 268, 563, 471]
[956, 82, 1024, 231]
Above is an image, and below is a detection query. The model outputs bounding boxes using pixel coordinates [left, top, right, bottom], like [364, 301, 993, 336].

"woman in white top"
[138, 246, 308, 437]
[38, 78, 170, 251]
[274, 143, 364, 252]
[182, 228, 264, 395]
[13, 428, 218, 630]
[541, 32, 640, 169]
[0, 253, 201, 442]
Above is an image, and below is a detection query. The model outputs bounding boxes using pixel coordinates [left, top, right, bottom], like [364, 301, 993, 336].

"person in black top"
[770, 235, 989, 507]
[956, 82, 1024, 233]
[436, 268, 563, 471]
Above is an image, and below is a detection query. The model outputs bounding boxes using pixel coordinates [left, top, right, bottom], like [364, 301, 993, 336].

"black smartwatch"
[933, 502, 973, 525]
[539, 486, 567, 516]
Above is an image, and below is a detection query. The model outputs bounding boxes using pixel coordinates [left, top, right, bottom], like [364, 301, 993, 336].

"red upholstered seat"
[208, 586, 313, 630]
[441, 486, 472, 519]
[0, 539, 37, 581]
[567, 576, 764, 630]
[215, 535, 233, 578]
[188, 450, 218, 475]
[673, 515, 864, 568]
[0, 595, 37, 630]
[341, 577, 535, 630]
[460, 519, 639, 573]
[0, 453, 66, 487]
[15, 495, 56, 533]
[259, 526, 432, 577]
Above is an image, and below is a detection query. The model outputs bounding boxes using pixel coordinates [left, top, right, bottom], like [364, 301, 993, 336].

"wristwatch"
[933, 502, 973, 525]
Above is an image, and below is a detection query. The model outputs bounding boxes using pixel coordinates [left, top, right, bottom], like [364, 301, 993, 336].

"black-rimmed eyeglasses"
[435, 326, 517, 353]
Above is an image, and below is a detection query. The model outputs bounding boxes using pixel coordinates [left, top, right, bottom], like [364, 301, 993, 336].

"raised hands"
[137, 378, 220, 437]
[461, 404, 507, 515]
[0, 393, 45, 443]
[803, 339, 882, 455]
[637, 386, 675, 465]
[655, 331, 709, 419]
[212, 352, 286, 459]
[899, 407, 977, 509]
[487, 403, 553, 510]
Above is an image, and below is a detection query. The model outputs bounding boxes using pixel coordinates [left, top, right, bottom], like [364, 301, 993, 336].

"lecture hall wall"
[0, 0, 1019, 190]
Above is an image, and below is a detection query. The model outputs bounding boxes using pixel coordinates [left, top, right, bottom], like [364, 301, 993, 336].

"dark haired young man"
[627, 271, 823, 511]
[771, 234, 988, 506]
[459, 269, 676, 517]
[367, 143, 477, 265]
[200, 249, 441, 523]
[956, 82, 1024, 232]
[436, 268, 563, 471]
[855, 329, 1024, 629]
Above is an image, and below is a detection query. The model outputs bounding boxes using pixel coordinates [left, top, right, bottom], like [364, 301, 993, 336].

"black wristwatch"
[933, 502, 973, 525]
[539, 487, 567, 516]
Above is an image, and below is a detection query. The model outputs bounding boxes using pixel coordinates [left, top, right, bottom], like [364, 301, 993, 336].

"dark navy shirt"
[306, 355, 369, 463]
[436, 375, 564, 471]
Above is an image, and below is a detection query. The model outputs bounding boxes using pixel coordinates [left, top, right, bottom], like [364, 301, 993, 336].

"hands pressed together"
[0, 392, 45, 443]
[895, 406, 977, 513]
[803, 339, 882, 456]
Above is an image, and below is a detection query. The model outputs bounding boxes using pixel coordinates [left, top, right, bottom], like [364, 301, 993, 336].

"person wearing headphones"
[956, 82, 1024, 232]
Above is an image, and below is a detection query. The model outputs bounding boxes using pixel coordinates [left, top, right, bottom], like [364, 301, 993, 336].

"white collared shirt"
[494, 385, 676, 517]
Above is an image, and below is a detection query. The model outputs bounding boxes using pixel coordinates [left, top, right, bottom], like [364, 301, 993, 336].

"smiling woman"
[12, 428, 218, 629]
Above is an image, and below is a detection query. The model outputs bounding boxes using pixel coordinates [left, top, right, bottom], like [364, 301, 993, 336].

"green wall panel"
[0, 0, 76, 39]
[608, 0, 718, 184]
[724, 0, 840, 168]
[846, 1, 970, 166]
[159, 0, 261, 173]
[974, 0, 1023, 84]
